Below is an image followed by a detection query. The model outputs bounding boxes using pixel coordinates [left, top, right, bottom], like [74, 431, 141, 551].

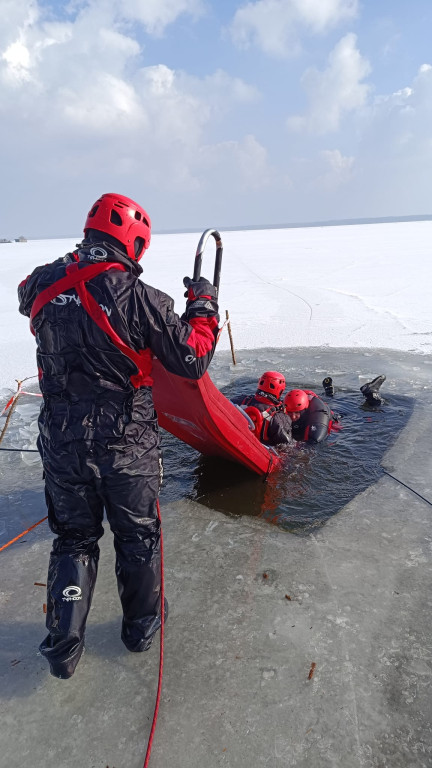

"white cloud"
[348, 63, 432, 217]
[202, 134, 272, 189]
[298, 0, 358, 32]
[61, 74, 144, 134]
[289, 63, 432, 221]
[203, 69, 259, 104]
[314, 149, 355, 189]
[0, 0, 268, 236]
[0, 1, 256, 136]
[287, 33, 371, 133]
[0, 0, 39, 48]
[2, 40, 32, 83]
[135, 65, 208, 149]
[237, 134, 273, 187]
[229, 0, 358, 58]
[3, 1, 430, 234]
[363, 63, 432, 154]
[117, 0, 205, 36]
[142, 64, 175, 96]
[0, 0, 204, 85]
[177, 68, 260, 117]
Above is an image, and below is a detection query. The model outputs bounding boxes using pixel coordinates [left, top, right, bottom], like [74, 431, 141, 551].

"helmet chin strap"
[134, 236, 146, 261]
[255, 389, 280, 406]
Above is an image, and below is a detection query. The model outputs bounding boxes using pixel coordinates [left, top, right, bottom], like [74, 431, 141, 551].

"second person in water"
[232, 370, 386, 447]
[231, 370, 335, 446]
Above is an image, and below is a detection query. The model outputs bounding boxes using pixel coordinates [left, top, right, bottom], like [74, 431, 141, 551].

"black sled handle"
[193, 229, 223, 297]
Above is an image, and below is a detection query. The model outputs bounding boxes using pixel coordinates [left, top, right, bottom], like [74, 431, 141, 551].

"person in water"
[232, 372, 386, 447]
[284, 374, 386, 442]
[283, 388, 335, 443]
[231, 371, 293, 446]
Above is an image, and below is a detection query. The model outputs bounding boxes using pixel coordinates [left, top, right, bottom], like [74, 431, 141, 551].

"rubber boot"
[122, 598, 169, 653]
[322, 376, 334, 397]
[39, 550, 98, 678]
[39, 635, 85, 679]
[360, 374, 386, 406]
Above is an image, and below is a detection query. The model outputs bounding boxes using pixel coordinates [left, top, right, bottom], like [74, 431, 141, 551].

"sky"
[2, 219, 431, 390]
[1, 0, 432, 238]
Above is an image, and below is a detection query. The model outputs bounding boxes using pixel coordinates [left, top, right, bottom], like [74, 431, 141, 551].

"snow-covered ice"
[1, 219, 431, 389]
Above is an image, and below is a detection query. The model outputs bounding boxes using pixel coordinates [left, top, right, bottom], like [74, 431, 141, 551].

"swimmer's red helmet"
[284, 389, 309, 412]
[256, 371, 286, 400]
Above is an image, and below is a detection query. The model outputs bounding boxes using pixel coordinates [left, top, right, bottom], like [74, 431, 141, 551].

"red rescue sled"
[152, 360, 281, 476]
[152, 229, 281, 476]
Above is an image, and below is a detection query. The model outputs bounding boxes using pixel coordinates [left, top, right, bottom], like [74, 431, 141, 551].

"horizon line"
[3, 212, 432, 242]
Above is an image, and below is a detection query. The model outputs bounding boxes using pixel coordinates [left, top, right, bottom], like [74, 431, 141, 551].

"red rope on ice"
[143, 498, 165, 768]
[0, 515, 48, 553]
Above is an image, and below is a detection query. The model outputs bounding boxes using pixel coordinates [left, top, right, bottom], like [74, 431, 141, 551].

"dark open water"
[159, 347, 421, 534]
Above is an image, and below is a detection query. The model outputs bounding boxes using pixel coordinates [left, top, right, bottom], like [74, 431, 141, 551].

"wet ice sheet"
[1, 446, 432, 768]
[1, 347, 432, 768]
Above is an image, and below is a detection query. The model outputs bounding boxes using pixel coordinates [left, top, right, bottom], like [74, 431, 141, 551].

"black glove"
[183, 276, 219, 321]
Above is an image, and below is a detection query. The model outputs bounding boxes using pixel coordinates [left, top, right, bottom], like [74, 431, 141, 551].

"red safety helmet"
[284, 389, 309, 412]
[84, 193, 151, 261]
[256, 371, 286, 400]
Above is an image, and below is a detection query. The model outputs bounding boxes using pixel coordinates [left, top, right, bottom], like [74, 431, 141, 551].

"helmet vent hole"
[110, 210, 122, 227]
[88, 205, 99, 218]
[135, 211, 141, 221]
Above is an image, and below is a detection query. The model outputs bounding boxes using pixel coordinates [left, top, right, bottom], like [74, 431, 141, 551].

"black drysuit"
[231, 394, 293, 445]
[291, 395, 333, 443]
[18, 242, 218, 677]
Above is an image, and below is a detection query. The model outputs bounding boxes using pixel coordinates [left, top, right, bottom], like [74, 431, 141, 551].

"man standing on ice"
[18, 193, 219, 679]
